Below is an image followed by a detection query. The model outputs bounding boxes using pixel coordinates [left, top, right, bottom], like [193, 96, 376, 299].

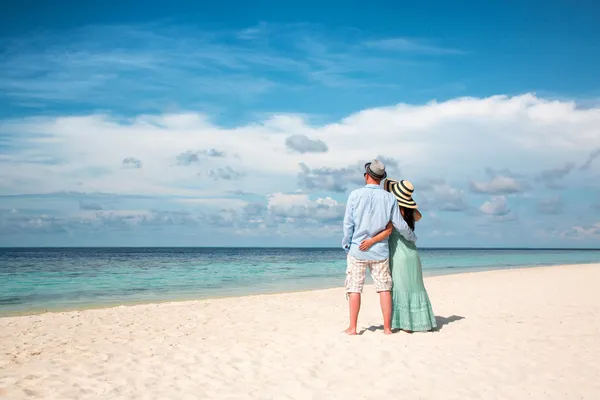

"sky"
[1, 0, 600, 247]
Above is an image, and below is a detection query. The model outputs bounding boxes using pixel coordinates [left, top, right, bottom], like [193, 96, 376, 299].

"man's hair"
[365, 173, 381, 185]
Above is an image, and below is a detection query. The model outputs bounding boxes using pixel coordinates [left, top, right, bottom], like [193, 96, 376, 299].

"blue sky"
[1, 0, 599, 247]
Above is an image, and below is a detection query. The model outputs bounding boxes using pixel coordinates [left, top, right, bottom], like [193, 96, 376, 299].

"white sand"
[1, 264, 599, 399]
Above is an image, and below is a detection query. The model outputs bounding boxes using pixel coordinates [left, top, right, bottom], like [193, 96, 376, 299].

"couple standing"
[342, 159, 437, 335]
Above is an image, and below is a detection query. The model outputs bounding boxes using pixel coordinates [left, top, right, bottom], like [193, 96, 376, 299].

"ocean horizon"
[3, 246, 600, 249]
[2, 247, 600, 316]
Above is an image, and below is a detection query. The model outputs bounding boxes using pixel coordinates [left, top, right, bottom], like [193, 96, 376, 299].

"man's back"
[342, 184, 399, 261]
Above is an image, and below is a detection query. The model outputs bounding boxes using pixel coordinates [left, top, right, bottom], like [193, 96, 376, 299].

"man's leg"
[344, 255, 366, 335]
[345, 293, 361, 335]
[379, 290, 392, 335]
[371, 259, 393, 335]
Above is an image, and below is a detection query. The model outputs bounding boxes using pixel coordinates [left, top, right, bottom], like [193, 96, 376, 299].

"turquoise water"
[1, 247, 599, 316]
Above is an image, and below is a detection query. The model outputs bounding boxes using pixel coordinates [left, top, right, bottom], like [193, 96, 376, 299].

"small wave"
[0, 296, 23, 305]
[123, 287, 149, 293]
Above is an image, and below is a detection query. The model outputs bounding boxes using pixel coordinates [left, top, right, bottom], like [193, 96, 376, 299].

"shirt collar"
[365, 184, 381, 189]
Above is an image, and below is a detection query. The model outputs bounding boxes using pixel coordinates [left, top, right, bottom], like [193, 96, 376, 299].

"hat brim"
[387, 179, 418, 208]
[396, 199, 418, 209]
[384, 178, 398, 192]
[391, 187, 417, 208]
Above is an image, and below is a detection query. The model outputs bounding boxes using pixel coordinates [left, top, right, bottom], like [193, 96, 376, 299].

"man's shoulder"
[374, 188, 395, 201]
[349, 186, 391, 197]
[348, 187, 365, 198]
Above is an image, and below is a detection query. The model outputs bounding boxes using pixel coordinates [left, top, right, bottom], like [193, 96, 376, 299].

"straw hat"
[385, 179, 422, 221]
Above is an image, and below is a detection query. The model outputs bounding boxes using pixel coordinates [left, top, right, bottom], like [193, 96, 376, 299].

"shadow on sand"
[359, 315, 465, 335]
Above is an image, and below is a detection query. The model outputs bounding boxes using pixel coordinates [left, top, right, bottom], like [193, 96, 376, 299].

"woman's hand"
[360, 222, 393, 251]
[359, 238, 374, 251]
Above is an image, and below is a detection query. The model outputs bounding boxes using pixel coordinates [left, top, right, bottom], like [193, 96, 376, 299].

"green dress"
[389, 231, 437, 331]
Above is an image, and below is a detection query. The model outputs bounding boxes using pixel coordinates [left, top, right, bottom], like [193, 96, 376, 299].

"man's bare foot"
[383, 328, 393, 335]
[344, 327, 357, 335]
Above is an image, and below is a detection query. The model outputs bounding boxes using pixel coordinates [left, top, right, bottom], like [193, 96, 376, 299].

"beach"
[1, 263, 599, 399]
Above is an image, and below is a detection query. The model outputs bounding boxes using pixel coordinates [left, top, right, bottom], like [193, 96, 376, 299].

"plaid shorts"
[345, 255, 392, 293]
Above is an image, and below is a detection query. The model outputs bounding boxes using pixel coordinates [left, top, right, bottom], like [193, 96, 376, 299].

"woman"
[360, 179, 437, 333]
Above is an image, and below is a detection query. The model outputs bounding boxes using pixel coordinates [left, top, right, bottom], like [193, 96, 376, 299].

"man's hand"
[359, 238, 374, 251]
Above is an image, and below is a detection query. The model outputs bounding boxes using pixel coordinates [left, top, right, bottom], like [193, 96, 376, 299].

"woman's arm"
[359, 221, 393, 251]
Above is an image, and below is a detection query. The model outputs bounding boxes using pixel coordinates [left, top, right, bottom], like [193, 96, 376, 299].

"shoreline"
[2, 261, 597, 318]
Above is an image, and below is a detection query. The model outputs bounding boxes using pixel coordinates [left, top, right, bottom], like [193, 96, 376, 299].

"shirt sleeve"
[341, 194, 355, 251]
[390, 202, 417, 242]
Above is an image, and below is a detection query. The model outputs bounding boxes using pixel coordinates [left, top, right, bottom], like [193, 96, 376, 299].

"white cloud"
[1, 94, 600, 204]
[480, 196, 510, 216]
[267, 193, 345, 221]
[172, 198, 248, 208]
[470, 176, 527, 194]
[74, 209, 153, 224]
[556, 223, 600, 240]
[419, 180, 469, 211]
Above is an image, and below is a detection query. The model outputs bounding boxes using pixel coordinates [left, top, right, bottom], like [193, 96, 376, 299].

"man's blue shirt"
[342, 184, 417, 261]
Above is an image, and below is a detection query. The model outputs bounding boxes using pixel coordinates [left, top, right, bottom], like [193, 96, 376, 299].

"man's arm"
[341, 194, 355, 252]
[390, 202, 417, 242]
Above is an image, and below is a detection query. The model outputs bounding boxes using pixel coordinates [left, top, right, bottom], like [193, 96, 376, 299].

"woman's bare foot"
[344, 327, 357, 335]
[383, 328, 393, 335]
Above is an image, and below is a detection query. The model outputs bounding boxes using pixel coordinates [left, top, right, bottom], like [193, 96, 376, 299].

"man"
[341, 159, 417, 335]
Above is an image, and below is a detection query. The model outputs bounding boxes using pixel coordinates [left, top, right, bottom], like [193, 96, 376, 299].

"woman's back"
[389, 230, 425, 290]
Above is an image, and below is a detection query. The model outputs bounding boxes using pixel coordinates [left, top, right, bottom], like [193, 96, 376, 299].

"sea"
[1, 247, 599, 316]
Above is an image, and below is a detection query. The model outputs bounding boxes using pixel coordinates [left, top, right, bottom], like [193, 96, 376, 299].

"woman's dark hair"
[399, 206, 415, 231]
